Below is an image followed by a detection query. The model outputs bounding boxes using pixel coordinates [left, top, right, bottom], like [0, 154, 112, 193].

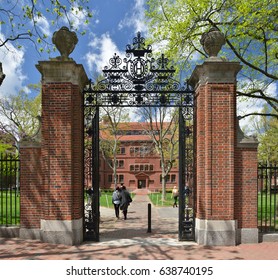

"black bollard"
[147, 203, 151, 233]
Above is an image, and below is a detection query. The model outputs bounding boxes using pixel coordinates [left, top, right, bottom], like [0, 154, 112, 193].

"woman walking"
[112, 187, 122, 219]
[172, 186, 178, 207]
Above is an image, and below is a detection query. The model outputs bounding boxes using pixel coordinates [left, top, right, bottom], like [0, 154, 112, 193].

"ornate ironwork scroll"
[83, 32, 195, 242]
[83, 32, 194, 108]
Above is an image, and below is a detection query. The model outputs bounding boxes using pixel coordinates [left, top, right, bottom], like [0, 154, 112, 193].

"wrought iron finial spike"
[185, 79, 190, 91]
[88, 79, 93, 91]
[133, 31, 145, 50]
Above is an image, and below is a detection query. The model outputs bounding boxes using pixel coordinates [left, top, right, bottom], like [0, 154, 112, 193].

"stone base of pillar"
[19, 228, 41, 240]
[195, 218, 237, 246]
[0, 226, 20, 238]
[236, 228, 259, 244]
[261, 233, 278, 242]
[40, 218, 83, 246]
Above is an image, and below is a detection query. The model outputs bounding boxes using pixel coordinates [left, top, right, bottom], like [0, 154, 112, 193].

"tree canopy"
[256, 109, 278, 163]
[258, 120, 278, 163]
[0, 85, 41, 150]
[146, 0, 278, 119]
[0, 0, 92, 53]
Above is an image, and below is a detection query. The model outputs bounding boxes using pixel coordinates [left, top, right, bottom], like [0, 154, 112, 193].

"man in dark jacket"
[120, 185, 132, 220]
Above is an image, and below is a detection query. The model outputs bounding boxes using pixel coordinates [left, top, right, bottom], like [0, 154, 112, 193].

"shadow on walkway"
[99, 189, 180, 242]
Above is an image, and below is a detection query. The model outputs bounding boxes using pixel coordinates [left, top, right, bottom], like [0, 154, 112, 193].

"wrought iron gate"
[83, 32, 195, 241]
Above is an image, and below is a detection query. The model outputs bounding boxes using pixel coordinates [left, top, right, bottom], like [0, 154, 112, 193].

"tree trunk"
[113, 164, 117, 189]
[161, 176, 166, 201]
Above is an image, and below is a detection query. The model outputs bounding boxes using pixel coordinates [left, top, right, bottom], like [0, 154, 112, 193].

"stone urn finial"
[200, 27, 225, 58]
[52, 26, 78, 60]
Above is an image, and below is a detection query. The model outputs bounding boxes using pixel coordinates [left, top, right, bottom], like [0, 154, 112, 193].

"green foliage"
[146, 0, 278, 119]
[258, 115, 278, 162]
[146, 0, 277, 75]
[0, 142, 13, 154]
[0, 0, 93, 52]
[0, 85, 41, 147]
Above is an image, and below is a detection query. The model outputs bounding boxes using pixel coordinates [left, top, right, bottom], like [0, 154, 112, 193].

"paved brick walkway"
[0, 190, 278, 260]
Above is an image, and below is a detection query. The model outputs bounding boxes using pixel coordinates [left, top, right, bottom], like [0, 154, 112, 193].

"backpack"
[112, 191, 121, 204]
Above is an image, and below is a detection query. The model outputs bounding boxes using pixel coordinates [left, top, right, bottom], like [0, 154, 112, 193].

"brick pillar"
[235, 120, 258, 243]
[189, 60, 242, 245]
[36, 60, 88, 245]
[19, 141, 43, 240]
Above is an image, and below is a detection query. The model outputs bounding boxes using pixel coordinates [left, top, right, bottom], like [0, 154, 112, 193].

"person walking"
[172, 185, 178, 207]
[120, 185, 132, 220]
[112, 186, 122, 219]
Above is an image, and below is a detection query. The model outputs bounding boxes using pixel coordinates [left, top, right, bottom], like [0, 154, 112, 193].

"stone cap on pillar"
[188, 61, 242, 89]
[36, 60, 89, 88]
[20, 139, 41, 148]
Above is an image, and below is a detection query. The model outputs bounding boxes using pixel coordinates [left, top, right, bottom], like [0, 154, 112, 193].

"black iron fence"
[0, 153, 20, 226]
[258, 163, 278, 233]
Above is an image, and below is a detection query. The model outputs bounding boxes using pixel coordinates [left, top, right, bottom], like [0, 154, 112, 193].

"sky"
[0, 0, 148, 98]
[0, 0, 277, 132]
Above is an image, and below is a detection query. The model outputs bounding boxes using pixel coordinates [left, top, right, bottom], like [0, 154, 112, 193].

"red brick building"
[99, 122, 179, 191]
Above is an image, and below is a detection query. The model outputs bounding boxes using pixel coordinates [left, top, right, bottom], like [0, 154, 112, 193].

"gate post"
[189, 30, 257, 245]
[235, 121, 258, 243]
[36, 60, 88, 245]
[189, 61, 240, 245]
[34, 28, 88, 245]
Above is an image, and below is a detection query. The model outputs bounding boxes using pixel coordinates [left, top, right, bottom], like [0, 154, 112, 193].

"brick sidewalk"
[0, 191, 278, 260]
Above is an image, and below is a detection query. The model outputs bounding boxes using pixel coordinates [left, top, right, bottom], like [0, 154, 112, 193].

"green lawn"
[0, 191, 20, 225]
[2, 190, 278, 228]
[100, 190, 114, 208]
[258, 192, 278, 228]
[1, 190, 120, 225]
[148, 192, 174, 207]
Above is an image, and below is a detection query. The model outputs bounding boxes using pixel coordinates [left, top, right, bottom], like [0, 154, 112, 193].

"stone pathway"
[0, 190, 278, 260]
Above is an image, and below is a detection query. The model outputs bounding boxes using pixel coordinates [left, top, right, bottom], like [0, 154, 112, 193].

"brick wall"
[41, 82, 83, 221]
[20, 146, 42, 228]
[235, 147, 258, 228]
[72, 84, 84, 220]
[195, 86, 206, 219]
[195, 83, 236, 220]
